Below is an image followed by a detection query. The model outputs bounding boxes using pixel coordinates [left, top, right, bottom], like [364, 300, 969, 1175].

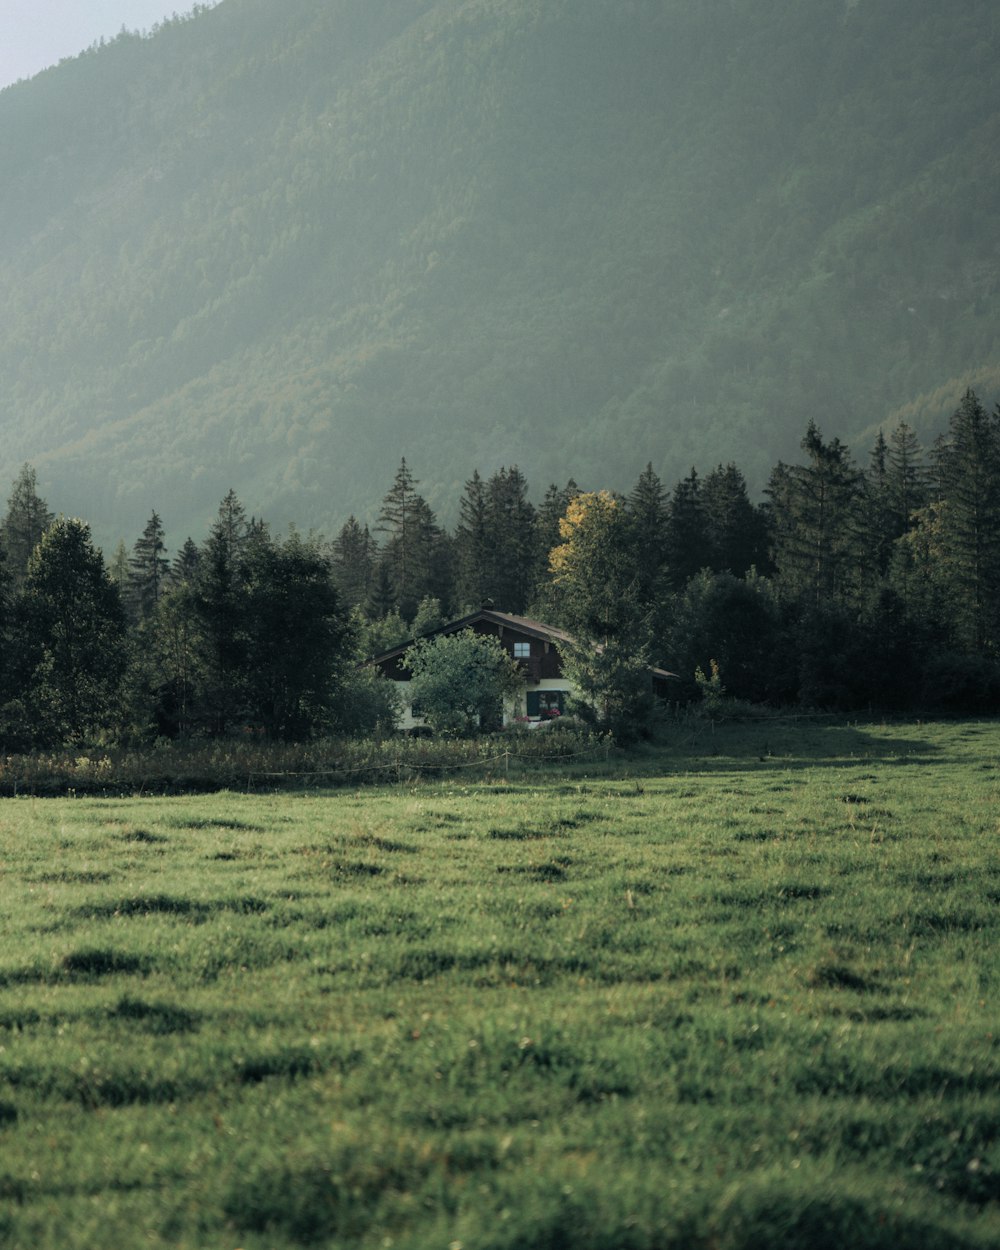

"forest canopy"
[2, 389, 1000, 746]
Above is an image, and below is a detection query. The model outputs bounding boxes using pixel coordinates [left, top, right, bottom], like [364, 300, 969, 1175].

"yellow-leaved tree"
[549, 491, 656, 740]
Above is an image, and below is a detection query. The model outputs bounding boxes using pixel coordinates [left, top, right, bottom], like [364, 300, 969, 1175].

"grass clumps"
[0, 719, 997, 1247]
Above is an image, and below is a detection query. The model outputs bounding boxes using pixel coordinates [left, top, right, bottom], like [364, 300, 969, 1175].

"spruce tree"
[665, 468, 709, 588]
[172, 537, 201, 584]
[9, 518, 128, 743]
[766, 422, 863, 608]
[376, 459, 437, 619]
[886, 421, 930, 538]
[860, 430, 895, 580]
[623, 462, 671, 626]
[931, 390, 1000, 652]
[195, 491, 251, 733]
[484, 466, 535, 613]
[700, 463, 765, 578]
[455, 470, 490, 609]
[129, 510, 169, 620]
[331, 516, 377, 610]
[0, 464, 53, 589]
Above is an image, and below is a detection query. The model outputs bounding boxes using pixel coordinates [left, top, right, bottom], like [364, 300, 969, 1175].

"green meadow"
[0, 720, 997, 1249]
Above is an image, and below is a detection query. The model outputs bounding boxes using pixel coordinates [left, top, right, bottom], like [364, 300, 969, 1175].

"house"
[368, 607, 675, 731]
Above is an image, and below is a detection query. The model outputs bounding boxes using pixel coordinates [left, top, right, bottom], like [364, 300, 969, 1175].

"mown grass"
[0, 718, 997, 1248]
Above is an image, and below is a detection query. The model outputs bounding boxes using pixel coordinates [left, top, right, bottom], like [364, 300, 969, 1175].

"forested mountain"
[1, 0, 998, 545]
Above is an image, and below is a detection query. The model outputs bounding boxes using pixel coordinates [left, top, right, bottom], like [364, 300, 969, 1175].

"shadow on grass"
[660, 720, 945, 774]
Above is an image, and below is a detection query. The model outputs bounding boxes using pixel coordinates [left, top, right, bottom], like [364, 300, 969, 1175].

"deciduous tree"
[404, 629, 521, 736]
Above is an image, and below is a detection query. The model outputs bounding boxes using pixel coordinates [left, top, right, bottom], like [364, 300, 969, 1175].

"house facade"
[368, 608, 674, 730]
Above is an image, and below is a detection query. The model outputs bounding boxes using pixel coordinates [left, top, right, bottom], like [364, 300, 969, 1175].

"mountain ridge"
[1, 0, 997, 545]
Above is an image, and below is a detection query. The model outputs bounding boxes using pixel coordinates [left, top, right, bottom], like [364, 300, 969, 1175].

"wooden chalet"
[368, 608, 675, 730]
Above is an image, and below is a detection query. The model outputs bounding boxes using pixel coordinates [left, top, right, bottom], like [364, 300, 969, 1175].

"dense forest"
[1, 0, 998, 545]
[2, 387, 999, 748]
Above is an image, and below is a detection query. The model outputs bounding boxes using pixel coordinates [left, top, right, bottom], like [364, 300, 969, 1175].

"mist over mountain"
[1, 0, 997, 545]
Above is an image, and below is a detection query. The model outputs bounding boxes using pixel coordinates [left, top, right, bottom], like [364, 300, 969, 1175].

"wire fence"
[244, 739, 616, 791]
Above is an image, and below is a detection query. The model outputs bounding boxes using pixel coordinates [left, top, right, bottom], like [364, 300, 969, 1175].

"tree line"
[1, 388, 998, 747]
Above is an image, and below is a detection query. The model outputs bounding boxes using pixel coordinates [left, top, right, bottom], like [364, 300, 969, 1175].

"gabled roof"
[367, 609, 571, 668]
[366, 608, 677, 681]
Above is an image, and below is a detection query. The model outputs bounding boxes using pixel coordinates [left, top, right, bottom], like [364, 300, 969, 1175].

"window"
[526, 690, 565, 718]
[513, 641, 531, 659]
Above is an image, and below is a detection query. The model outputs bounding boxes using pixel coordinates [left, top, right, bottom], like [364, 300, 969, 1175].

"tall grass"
[0, 726, 611, 796]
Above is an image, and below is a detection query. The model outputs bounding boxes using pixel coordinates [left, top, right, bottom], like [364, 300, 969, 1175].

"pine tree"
[484, 465, 535, 613]
[701, 463, 767, 578]
[0, 464, 54, 589]
[886, 421, 930, 538]
[455, 470, 490, 609]
[930, 390, 1000, 652]
[626, 463, 670, 607]
[860, 430, 895, 580]
[766, 422, 863, 607]
[410, 494, 452, 615]
[376, 458, 433, 619]
[365, 558, 397, 622]
[172, 537, 201, 584]
[665, 468, 709, 588]
[195, 491, 251, 733]
[9, 518, 128, 743]
[129, 510, 169, 620]
[331, 516, 377, 610]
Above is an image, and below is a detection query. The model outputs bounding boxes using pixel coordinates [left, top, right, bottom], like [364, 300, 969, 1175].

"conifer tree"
[331, 516, 377, 611]
[0, 464, 53, 589]
[766, 421, 863, 607]
[410, 494, 453, 614]
[129, 510, 169, 620]
[886, 421, 930, 538]
[455, 470, 490, 609]
[484, 465, 535, 613]
[665, 468, 709, 588]
[701, 463, 767, 578]
[860, 430, 895, 580]
[8, 518, 128, 743]
[365, 559, 397, 622]
[930, 389, 1000, 652]
[626, 463, 670, 607]
[376, 459, 445, 619]
[172, 537, 201, 584]
[195, 490, 252, 733]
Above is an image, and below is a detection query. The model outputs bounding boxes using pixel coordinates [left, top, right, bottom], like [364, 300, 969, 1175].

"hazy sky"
[0, 1, 199, 90]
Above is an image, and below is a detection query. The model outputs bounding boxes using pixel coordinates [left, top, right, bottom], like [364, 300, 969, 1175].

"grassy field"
[0, 719, 997, 1248]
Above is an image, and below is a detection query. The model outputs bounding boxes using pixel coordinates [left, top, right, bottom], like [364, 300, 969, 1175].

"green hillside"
[1, 0, 998, 543]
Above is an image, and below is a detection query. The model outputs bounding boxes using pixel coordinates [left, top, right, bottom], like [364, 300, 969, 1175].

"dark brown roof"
[366, 609, 571, 668]
[366, 609, 677, 680]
